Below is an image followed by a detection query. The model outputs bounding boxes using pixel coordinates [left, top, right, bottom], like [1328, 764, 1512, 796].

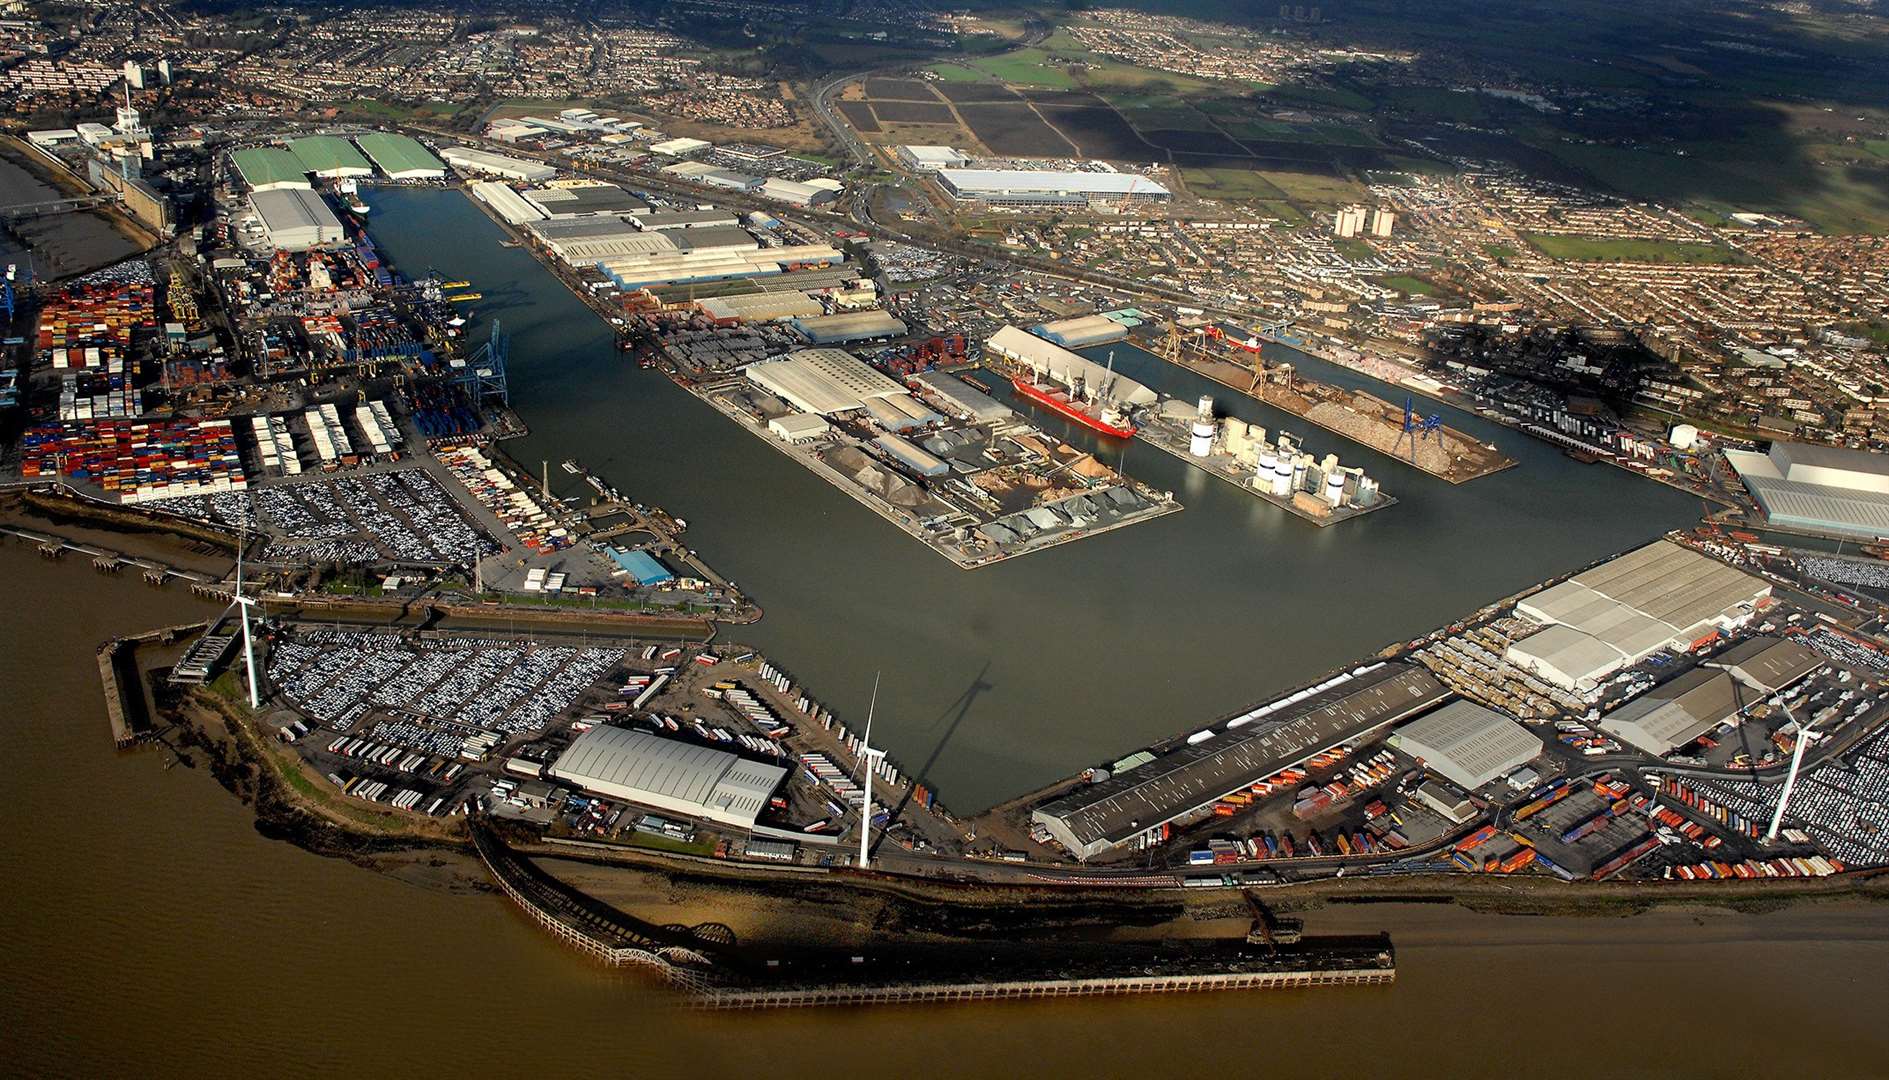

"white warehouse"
[250, 189, 345, 252]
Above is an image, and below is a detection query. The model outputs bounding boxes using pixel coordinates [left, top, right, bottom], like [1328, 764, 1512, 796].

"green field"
[963, 47, 1078, 88]
[1333, 237, 1376, 261]
[1375, 274, 1438, 294]
[1521, 233, 1750, 264]
[1254, 169, 1370, 207]
[1181, 166, 1287, 201]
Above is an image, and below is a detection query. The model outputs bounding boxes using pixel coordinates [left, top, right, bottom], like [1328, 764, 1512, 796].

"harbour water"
[5, 187, 1889, 1076]
[5, 545, 1889, 1077]
[363, 186, 1701, 811]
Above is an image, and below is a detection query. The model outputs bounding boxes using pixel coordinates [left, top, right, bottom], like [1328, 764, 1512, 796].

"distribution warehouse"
[285, 135, 374, 178]
[935, 168, 1171, 209]
[1504, 541, 1769, 692]
[1724, 441, 1889, 539]
[1034, 664, 1449, 860]
[250, 189, 344, 251]
[440, 146, 556, 182]
[547, 726, 786, 830]
[1387, 699, 1541, 790]
[231, 146, 311, 191]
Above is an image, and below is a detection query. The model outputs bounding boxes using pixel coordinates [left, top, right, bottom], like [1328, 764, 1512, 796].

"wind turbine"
[233, 526, 260, 709]
[857, 672, 886, 870]
[1766, 702, 1820, 842]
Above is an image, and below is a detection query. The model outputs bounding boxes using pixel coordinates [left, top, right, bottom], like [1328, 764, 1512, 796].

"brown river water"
[4, 544, 1889, 1077]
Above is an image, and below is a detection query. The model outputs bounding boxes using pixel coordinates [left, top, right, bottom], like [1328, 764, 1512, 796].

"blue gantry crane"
[1392, 396, 1442, 464]
[452, 319, 510, 406]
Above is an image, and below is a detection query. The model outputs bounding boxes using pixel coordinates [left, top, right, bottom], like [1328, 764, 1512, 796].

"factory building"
[231, 146, 311, 191]
[768, 413, 832, 443]
[547, 726, 786, 830]
[352, 132, 446, 179]
[935, 169, 1171, 209]
[636, 209, 740, 231]
[522, 183, 647, 218]
[1388, 699, 1541, 791]
[1034, 665, 1449, 861]
[896, 145, 972, 172]
[440, 146, 556, 182]
[250, 189, 344, 251]
[1724, 442, 1889, 539]
[1033, 314, 1128, 348]
[1509, 541, 1770, 689]
[1599, 667, 1744, 757]
[1703, 636, 1824, 694]
[746, 348, 910, 416]
[468, 181, 547, 226]
[989, 325, 1157, 406]
[285, 135, 374, 178]
[791, 310, 908, 344]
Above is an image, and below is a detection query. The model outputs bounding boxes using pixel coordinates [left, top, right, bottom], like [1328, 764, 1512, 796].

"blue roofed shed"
[609, 548, 676, 586]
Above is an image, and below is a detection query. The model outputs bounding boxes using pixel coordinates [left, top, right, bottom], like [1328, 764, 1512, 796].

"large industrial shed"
[1505, 624, 1627, 692]
[1034, 665, 1449, 861]
[548, 726, 786, 829]
[231, 146, 310, 191]
[1725, 442, 1889, 539]
[1704, 636, 1824, 693]
[1034, 314, 1128, 348]
[440, 146, 556, 182]
[251, 189, 344, 251]
[1599, 667, 1744, 756]
[792, 310, 908, 344]
[1389, 699, 1541, 790]
[746, 349, 908, 416]
[1511, 541, 1769, 689]
[353, 132, 447, 179]
[286, 135, 374, 178]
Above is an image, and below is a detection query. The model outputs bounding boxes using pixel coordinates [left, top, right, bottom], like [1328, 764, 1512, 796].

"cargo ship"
[1010, 372, 1138, 438]
[989, 326, 1153, 439]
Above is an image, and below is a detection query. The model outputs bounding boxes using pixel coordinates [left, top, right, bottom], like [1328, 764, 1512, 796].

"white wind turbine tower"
[1767, 701, 1820, 842]
[857, 672, 886, 870]
[233, 526, 261, 709]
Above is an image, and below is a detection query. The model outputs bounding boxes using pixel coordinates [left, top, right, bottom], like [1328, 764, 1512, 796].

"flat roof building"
[636, 210, 740, 231]
[911, 370, 1013, 424]
[1034, 665, 1448, 860]
[1725, 442, 1889, 539]
[440, 146, 556, 182]
[522, 184, 648, 218]
[936, 168, 1171, 208]
[768, 412, 831, 443]
[1389, 699, 1541, 790]
[700, 292, 825, 323]
[250, 189, 344, 251]
[650, 137, 712, 156]
[896, 145, 972, 172]
[1599, 667, 1744, 756]
[548, 726, 785, 829]
[353, 132, 446, 179]
[758, 177, 837, 207]
[746, 348, 910, 416]
[527, 216, 676, 264]
[469, 181, 547, 226]
[231, 146, 310, 191]
[286, 135, 374, 178]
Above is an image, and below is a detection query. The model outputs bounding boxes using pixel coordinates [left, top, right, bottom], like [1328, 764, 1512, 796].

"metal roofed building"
[987, 324, 1157, 407]
[527, 216, 676, 264]
[1599, 667, 1745, 756]
[758, 177, 837, 207]
[469, 180, 546, 226]
[1504, 624, 1627, 692]
[250, 188, 344, 251]
[522, 184, 648, 218]
[1034, 314, 1129, 348]
[936, 168, 1171, 208]
[674, 225, 761, 253]
[440, 146, 556, 182]
[896, 145, 972, 172]
[1704, 635, 1825, 693]
[746, 348, 910, 416]
[1034, 665, 1449, 861]
[1724, 442, 1889, 539]
[792, 310, 908, 344]
[1514, 541, 1769, 669]
[353, 132, 446, 179]
[911, 370, 1013, 424]
[548, 726, 786, 829]
[1388, 699, 1541, 790]
[231, 146, 310, 191]
[700, 291, 825, 323]
[286, 135, 374, 178]
[636, 210, 741, 231]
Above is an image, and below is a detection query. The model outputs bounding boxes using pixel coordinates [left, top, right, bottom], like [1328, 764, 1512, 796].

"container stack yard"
[19, 417, 247, 503]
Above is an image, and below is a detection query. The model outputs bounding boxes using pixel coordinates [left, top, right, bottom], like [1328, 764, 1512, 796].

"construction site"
[1150, 323, 1516, 485]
